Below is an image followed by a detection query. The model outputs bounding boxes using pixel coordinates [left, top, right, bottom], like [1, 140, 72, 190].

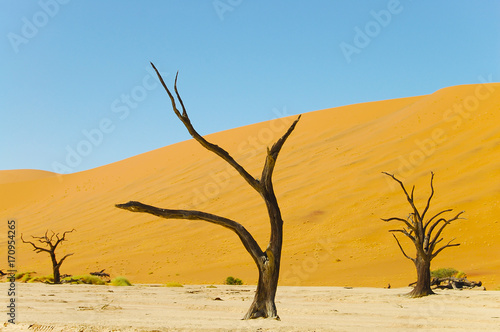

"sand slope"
[1, 83, 499, 288]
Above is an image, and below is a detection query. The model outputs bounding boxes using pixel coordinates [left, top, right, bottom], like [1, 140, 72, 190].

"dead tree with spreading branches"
[21, 229, 76, 284]
[382, 172, 464, 297]
[116, 62, 301, 320]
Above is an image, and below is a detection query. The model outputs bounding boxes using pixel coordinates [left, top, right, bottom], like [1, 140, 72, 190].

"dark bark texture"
[116, 63, 301, 319]
[382, 172, 464, 297]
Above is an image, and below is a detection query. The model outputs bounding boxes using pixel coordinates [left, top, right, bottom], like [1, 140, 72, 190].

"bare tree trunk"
[244, 254, 280, 319]
[245, 189, 282, 319]
[408, 254, 434, 297]
[241, 155, 285, 319]
[51, 253, 61, 284]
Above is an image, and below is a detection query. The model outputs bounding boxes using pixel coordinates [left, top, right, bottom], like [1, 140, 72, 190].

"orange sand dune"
[1, 83, 499, 289]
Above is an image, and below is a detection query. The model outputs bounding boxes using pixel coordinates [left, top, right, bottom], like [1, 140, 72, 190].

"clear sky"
[1, 0, 499, 173]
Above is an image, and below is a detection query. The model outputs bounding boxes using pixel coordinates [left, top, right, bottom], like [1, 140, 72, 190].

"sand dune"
[1, 83, 499, 289]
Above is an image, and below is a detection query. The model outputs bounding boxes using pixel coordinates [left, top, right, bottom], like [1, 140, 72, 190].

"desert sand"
[1, 283, 499, 331]
[0, 83, 499, 329]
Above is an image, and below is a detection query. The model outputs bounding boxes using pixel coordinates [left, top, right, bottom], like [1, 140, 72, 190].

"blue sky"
[1, 0, 499, 173]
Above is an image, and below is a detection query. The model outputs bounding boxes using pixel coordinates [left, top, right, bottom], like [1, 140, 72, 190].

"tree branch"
[421, 172, 435, 220]
[431, 238, 460, 259]
[381, 217, 416, 232]
[389, 229, 416, 242]
[116, 201, 265, 265]
[423, 209, 453, 233]
[429, 211, 464, 254]
[31, 230, 51, 243]
[150, 62, 261, 193]
[173, 73, 188, 118]
[21, 234, 51, 253]
[54, 229, 76, 249]
[426, 217, 447, 242]
[391, 234, 415, 263]
[261, 115, 300, 188]
[57, 253, 74, 267]
[382, 172, 422, 222]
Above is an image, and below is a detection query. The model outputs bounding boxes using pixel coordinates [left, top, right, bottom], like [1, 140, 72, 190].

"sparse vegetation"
[27, 275, 54, 283]
[164, 282, 183, 287]
[225, 276, 243, 285]
[206, 285, 217, 288]
[111, 276, 132, 286]
[20, 273, 33, 283]
[15, 272, 54, 283]
[15, 272, 34, 282]
[63, 274, 105, 285]
[15, 271, 126, 286]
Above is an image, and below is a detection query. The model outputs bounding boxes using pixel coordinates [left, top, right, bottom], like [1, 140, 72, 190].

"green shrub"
[14, 272, 56, 284]
[20, 273, 34, 283]
[63, 275, 105, 285]
[21, 274, 34, 283]
[206, 285, 217, 288]
[431, 268, 466, 278]
[164, 282, 183, 287]
[225, 276, 243, 285]
[111, 276, 132, 286]
[15, 272, 35, 282]
[27, 275, 53, 283]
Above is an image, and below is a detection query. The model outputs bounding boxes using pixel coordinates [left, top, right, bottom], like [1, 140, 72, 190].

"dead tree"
[116, 63, 301, 320]
[431, 277, 482, 290]
[382, 172, 464, 297]
[90, 269, 110, 279]
[21, 229, 75, 284]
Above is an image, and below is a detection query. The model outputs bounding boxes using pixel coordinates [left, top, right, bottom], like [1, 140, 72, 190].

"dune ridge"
[1, 83, 499, 288]
[0, 169, 57, 185]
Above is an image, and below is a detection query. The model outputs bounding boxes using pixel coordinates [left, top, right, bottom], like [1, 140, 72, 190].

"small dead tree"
[116, 63, 301, 320]
[21, 229, 75, 284]
[382, 172, 464, 297]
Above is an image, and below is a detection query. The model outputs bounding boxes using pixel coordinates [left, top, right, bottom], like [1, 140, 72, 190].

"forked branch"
[262, 115, 301, 186]
[150, 62, 262, 193]
[423, 209, 453, 233]
[431, 238, 460, 259]
[58, 253, 74, 266]
[21, 229, 75, 253]
[428, 211, 465, 254]
[420, 172, 435, 220]
[382, 216, 416, 233]
[389, 228, 416, 242]
[382, 172, 421, 221]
